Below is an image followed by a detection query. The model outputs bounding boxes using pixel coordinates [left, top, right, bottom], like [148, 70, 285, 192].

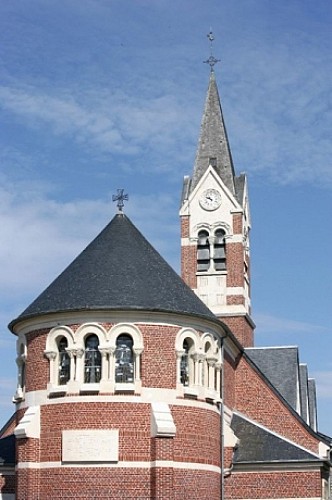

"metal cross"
[203, 30, 220, 71]
[112, 189, 129, 212]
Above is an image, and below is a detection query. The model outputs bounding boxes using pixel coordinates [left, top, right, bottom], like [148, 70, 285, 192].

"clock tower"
[180, 68, 254, 347]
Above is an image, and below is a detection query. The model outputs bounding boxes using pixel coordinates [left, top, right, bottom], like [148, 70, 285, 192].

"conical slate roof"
[191, 71, 236, 195]
[9, 213, 217, 331]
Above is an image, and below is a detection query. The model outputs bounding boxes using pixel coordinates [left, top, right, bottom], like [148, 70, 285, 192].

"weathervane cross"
[112, 189, 129, 212]
[203, 30, 220, 71]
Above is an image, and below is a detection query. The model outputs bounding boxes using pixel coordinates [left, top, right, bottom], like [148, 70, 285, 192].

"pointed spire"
[191, 64, 236, 195]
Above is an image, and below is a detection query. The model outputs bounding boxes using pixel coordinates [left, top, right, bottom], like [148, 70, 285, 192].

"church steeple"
[191, 71, 236, 195]
[179, 42, 254, 347]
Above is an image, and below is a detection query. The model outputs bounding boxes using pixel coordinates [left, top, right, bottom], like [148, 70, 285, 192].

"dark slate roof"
[234, 173, 246, 205]
[10, 214, 217, 331]
[308, 378, 318, 431]
[245, 347, 300, 411]
[0, 435, 15, 466]
[299, 364, 309, 424]
[231, 413, 320, 464]
[190, 71, 236, 195]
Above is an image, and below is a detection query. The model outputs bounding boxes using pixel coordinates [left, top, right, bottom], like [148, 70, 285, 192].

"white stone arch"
[194, 222, 211, 235]
[211, 221, 232, 237]
[74, 323, 108, 386]
[202, 332, 219, 392]
[13, 333, 27, 402]
[44, 326, 75, 389]
[108, 323, 144, 389]
[201, 332, 222, 396]
[108, 323, 143, 350]
[75, 322, 108, 348]
[45, 325, 75, 352]
[175, 328, 201, 389]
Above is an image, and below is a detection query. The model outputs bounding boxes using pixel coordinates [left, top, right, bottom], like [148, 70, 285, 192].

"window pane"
[84, 335, 101, 383]
[115, 335, 134, 383]
[180, 339, 190, 386]
[58, 337, 70, 385]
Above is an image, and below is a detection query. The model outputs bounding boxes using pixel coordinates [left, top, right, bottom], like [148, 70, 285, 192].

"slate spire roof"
[9, 213, 217, 331]
[191, 71, 236, 195]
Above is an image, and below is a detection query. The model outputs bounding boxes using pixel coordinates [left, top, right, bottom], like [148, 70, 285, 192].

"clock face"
[199, 189, 222, 211]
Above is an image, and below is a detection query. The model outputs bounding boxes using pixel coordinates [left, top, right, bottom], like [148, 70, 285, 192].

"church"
[0, 49, 331, 499]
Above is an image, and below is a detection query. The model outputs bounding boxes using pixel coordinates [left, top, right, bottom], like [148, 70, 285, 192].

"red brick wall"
[15, 401, 222, 498]
[225, 470, 322, 499]
[26, 329, 48, 392]
[141, 325, 178, 388]
[174, 470, 220, 499]
[181, 245, 197, 289]
[180, 215, 190, 238]
[235, 356, 320, 452]
[39, 467, 151, 499]
[16, 469, 40, 500]
[221, 316, 253, 348]
[226, 242, 244, 288]
[172, 405, 220, 466]
[40, 402, 151, 462]
[232, 213, 243, 235]
[224, 351, 236, 408]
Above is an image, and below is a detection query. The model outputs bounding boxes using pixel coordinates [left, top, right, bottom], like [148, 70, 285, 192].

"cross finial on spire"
[203, 29, 220, 72]
[112, 189, 128, 212]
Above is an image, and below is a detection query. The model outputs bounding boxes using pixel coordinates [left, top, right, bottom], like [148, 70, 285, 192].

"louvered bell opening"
[214, 228, 226, 271]
[197, 230, 210, 272]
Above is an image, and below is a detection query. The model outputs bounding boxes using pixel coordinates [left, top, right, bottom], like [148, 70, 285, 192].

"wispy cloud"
[0, 83, 197, 171]
[254, 313, 327, 335]
[0, 176, 179, 309]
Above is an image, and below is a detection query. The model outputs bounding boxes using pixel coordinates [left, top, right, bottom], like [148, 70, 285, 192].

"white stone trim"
[16, 460, 221, 473]
[151, 402, 176, 437]
[19, 387, 222, 414]
[13, 333, 27, 402]
[15, 405, 40, 439]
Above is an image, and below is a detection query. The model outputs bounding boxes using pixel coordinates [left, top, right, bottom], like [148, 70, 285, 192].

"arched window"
[203, 341, 212, 388]
[180, 338, 195, 387]
[58, 336, 70, 385]
[115, 335, 134, 383]
[180, 339, 190, 386]
[197, 230, 210, 272]
[214, 228, 226, 271]
[84, 334, 101, 383]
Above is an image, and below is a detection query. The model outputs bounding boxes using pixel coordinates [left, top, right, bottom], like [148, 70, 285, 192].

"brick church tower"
[1, 42, 331, 500]
[180, 69, 254, 348]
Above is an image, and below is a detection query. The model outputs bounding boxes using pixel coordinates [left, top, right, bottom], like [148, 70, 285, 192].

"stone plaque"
[62, 429, 119, 462]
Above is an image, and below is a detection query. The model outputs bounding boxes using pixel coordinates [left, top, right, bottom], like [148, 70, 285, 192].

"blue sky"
[1, 0, 331, 436]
